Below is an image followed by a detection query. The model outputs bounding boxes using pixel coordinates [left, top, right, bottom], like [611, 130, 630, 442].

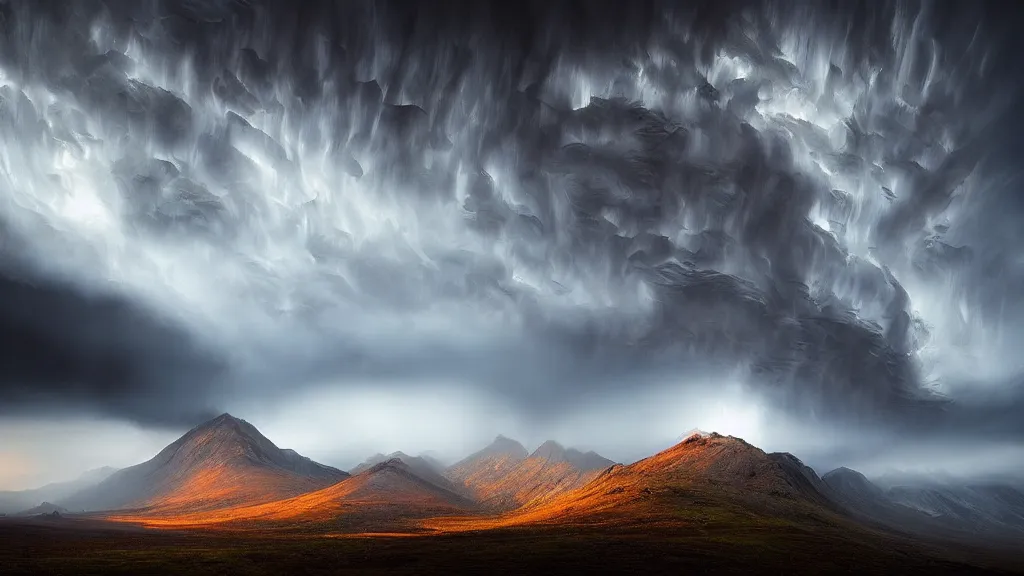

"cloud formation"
[0, 0, 1023, 450]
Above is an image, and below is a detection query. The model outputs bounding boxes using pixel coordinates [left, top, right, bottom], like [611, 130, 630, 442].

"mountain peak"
[680, 429, 720, 444]
[823, 467, 884, 498]
[368, 458, 407, 475]
[16, 501, 69, 517]
[529, 441, 615, 472]
[204, 413, 243, 428]
[447, 436, 530, 491]
[58, 413, 347, 514]
[493, 434, 521, 445]
[351, 452, 420, 475]
[605, 433, 838, 506]
[180, 413, 269, 451]
[449, 439, 615, 511]
[824, 467, 865, 480]
[531, 440, 566, 460]
[481, 435, 528, 459]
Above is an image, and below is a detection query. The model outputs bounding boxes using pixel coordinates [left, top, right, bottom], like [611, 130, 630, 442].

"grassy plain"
[3, 500, 1022, 576]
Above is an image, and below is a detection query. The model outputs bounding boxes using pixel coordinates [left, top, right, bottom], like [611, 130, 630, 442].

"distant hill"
[16, 501, 69, 517]
[59, 414, 348, 515]
[447, 436, 615, 511]
[446, 435, 529, 498]
[123, 457, 476, 529]
[351, 452, 467, 497]
[0, 467, 118, 515]
[824, 467, 1024, 544]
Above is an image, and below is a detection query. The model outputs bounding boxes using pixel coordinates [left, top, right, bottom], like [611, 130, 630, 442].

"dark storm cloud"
[0, 0, 1022, 441]
[0, 248, 224, 426]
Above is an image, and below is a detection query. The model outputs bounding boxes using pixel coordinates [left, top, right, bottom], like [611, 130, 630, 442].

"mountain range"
[3, 413, 1022, 553]
[0, 467, 118, 515]
[448, 437, 616, 511]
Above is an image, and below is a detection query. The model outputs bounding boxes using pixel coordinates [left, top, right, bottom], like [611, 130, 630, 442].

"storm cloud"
[1, 0, 1023, 460]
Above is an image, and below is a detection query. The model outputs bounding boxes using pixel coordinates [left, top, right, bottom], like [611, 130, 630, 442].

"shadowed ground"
[3, 503, 1023, 576]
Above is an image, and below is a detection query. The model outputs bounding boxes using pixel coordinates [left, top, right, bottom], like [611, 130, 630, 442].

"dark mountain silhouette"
[824, 467, 1024, 544]
[824, 467, 887, 501]
[16, 501, 69, 517]
[58, 413, 347, 514]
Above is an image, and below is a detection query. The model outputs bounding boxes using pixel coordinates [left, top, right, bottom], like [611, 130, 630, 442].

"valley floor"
[2, 515, 1022, 575]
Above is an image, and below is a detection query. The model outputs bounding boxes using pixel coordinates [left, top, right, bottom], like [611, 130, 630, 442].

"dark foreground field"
[2, 516, 1022, 575]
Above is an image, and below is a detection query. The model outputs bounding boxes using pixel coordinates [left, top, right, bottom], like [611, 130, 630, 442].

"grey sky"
[1, 0, 1023, 489]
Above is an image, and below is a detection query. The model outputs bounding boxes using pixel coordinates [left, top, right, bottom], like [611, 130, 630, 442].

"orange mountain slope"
[449, 439, 616, 511]
[428, 432, 841, 531]
[446, 435, 529, 500]
[60, 414, 348, 515]
[120, 458, 476, 528]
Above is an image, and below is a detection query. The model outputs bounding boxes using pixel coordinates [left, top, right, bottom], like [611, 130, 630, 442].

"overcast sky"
[2, 0, 1024, 490]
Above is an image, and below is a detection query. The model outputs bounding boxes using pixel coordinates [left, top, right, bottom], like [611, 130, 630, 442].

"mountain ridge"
[118, 455, 476, 528]
[10, 414, 1021, 551]
[351, 451, 468, 497]
[428, 432, 846, 531]
[0, 466, 119, 515]
[58, 413, 348, 514]
[447, 435, 617, 511]
[824, 465, 1024, 543]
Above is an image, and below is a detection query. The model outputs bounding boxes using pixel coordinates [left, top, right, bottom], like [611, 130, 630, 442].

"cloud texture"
[0, 0, 1022, 448]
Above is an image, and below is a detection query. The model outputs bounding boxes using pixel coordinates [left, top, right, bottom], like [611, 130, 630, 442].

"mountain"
[16, 502, 69, 517]
[351, 451, 443, 478]
[431, 432, 841, 529]
[126, 457, 476, 529]
[823, 467, 887, 502]
[447, 437, 615, 511]
[446, 435, 529, 497]
[0, 466, 119, 515]
[416, 452, 449, 471]
[59, 414, 348, 515]
[611, 432, 837, 508]
[350, 453, 392, 475]
[351, 452, 467, 496]
[825, 468, 1024, 543]
[888, 483, 1024, 534]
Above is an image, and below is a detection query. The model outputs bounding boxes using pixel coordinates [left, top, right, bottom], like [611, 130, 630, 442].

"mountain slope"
[456, 440, 616, 511]
[431, 432, 839, 530]
[60, 414, 348, 514]
[121, 458, 476, 528]
[0, 467, 118, 514]
[446, 435, 529, 499]
[888, 483, 1024, 534]
[350, 452, 466, 496]
[825, 468, 1024, 543]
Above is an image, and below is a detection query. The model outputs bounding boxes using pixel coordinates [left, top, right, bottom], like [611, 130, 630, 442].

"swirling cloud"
[0, 1, 1021, 448]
